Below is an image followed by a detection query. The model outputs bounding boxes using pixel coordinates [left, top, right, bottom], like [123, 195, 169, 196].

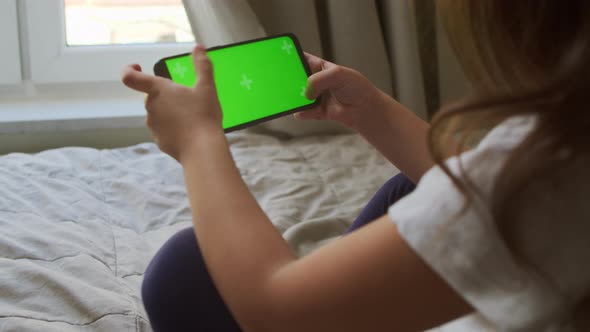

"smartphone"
[154, 33, 319, 132]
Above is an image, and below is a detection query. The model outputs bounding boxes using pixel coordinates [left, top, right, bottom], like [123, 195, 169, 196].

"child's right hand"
[295, 53, 389, 130]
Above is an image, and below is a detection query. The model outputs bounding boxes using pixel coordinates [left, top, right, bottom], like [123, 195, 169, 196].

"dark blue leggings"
[142, 173, 415, 331]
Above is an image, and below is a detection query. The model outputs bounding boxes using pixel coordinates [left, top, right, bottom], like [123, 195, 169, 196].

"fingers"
[192, 44, 214, 86]
[306, 64, 350, 99]
[294, 108, 324, 120]
[122, 64, 161, 94]
[304, 52, 325, 74]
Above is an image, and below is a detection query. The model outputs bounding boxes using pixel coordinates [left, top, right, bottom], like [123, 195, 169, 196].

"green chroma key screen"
[160, 34, 316, 131]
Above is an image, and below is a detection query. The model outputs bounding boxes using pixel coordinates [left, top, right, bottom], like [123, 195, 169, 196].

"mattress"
[0, 131, 398, 331]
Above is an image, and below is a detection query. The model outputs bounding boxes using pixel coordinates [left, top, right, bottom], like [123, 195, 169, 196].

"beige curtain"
[182, 0, 468, 136]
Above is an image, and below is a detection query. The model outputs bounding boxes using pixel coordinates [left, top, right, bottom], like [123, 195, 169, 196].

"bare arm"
[355, 90, 433, 183]
[298, 54, 433, 183]
[181, 129, 471, 332]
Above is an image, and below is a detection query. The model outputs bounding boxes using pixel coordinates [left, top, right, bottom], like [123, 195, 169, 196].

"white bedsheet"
[0, 131, 397, 331]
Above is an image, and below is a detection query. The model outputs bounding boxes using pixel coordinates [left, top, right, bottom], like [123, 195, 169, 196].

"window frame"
[0, 0, 22, 85]
[23, 0, 194, 84]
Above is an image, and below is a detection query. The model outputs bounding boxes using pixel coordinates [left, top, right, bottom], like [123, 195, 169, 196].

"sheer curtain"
[182, 0, 265, 45]
[182, 0, 467, 136]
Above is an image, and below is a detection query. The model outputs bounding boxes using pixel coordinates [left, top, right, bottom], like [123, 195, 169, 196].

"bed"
[0, 130, 398, 331]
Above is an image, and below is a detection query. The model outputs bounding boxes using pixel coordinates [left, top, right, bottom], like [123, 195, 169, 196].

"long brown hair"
[431, 0, 590, 328]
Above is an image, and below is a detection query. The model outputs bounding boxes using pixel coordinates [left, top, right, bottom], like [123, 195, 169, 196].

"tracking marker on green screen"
[164, 35, 315, 131]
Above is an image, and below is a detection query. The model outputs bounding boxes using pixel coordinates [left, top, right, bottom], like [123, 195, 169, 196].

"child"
[122, 1, 589, 330]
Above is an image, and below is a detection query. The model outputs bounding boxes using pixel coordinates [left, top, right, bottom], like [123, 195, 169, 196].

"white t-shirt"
[388, 116, 590, 331]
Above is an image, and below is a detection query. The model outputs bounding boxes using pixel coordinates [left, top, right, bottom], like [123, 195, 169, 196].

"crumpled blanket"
[0, 131, 397, 331]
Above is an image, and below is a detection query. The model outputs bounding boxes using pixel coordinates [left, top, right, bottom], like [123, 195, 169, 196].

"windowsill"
[0, 94, 154, 154]
[0, 96, 147, 135]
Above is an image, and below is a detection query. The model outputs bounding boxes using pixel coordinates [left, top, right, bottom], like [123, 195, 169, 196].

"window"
[0, 0, 22, 85]
[64, 0, 193, 46]
[24, 0, 194, 83]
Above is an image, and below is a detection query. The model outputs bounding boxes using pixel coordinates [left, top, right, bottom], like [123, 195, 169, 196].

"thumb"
[192, 44, 214, 86]
[306, 63, 352, 99]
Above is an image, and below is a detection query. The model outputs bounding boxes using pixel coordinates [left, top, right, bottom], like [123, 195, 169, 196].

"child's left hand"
[121, 45, 223, 162]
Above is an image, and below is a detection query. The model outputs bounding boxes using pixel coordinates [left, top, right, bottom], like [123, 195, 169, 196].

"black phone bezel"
[153, 33, 320, 133]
